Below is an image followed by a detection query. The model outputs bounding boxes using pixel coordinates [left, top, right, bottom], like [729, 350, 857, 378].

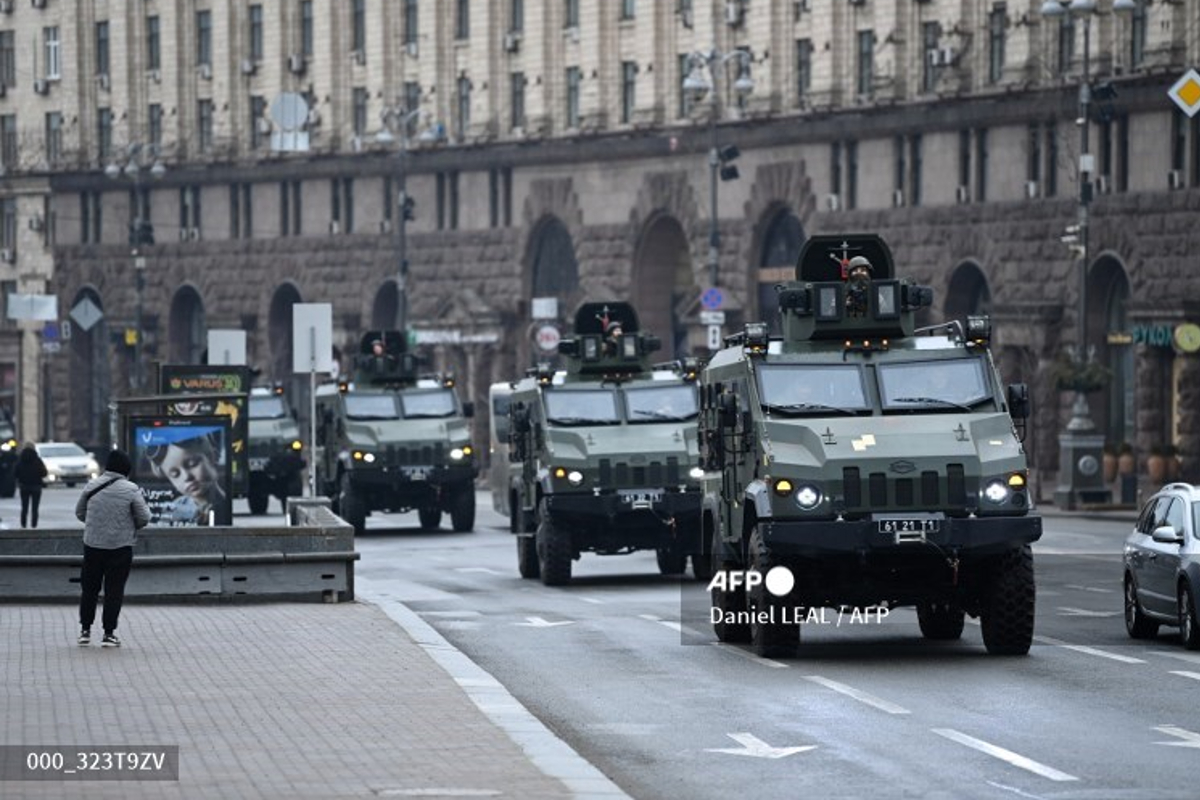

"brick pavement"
[0, 602, 587, 799]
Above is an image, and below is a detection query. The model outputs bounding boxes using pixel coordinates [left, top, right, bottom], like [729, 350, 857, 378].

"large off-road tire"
[747, 526, 798, 658]
[450, 484, 476, 532]
[418, 506, 441, 530]
[1180, 582, 1200, 651]
[1124, 574, 1160, 640]
[517, 535, 540, 579]
[536, 505, 572, 586]
[656, 543, 686, 575]
[917, 601, 966, 641]
[339, 473, 367, 535]
[711, 556, 751, 644]
[692, 552, 715, 583]
[980, 545, 1035, 655]
[248, 481, 270, 515]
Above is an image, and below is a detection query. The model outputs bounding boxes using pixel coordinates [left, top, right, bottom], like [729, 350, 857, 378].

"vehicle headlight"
[984, 480, 1009, 504]
[794, 484, 822, 510]
[450, 447, 465, 460]
[567, 470, 584, 486]
[688, 466, 705, 480]
[0, 439, 14, 452]
[352, 450, 376, 464]
[290, 440, 303, 451]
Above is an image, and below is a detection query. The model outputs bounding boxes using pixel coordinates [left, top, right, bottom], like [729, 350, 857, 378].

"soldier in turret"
[845, 255, 873, 317]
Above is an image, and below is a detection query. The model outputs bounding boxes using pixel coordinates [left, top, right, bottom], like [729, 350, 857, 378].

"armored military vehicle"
[246, 385, 305, 514]
[0, 408, 18, 498]
[699, 235, 1041, 657]
[508, 302, 708, 585]
[313, 331, 478, 535]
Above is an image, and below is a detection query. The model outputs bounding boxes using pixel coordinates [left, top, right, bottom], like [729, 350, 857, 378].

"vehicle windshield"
[625, 384, 698, 422]
[878, 358, 992, 412]
[344, 394, 401, 420]
[38, 443, 87, 458]
[757, 364, 869, 413]
[400, 389, 458, 419]
[544, 388, 619, 425]
[249, 396, 288, 419]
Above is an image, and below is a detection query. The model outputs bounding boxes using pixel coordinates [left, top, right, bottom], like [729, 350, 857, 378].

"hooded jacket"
[75, 470, 152, 549]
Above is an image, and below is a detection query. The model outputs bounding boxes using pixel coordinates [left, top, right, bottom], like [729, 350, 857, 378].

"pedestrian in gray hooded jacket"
[74, 449, 150, 648]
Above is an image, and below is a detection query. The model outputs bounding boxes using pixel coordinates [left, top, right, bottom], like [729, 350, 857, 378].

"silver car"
[1124, 482, 1200, 649]
[34, 441, 101, 488]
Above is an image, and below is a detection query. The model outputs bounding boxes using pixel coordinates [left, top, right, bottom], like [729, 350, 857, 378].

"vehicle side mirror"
[1152, 524, 1185, 545]
[462, 401, 475, 418]
[1006, 383, 1030, 419]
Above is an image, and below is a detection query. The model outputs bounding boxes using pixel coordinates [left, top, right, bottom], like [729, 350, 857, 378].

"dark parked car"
[1124, 482, 1200, 649]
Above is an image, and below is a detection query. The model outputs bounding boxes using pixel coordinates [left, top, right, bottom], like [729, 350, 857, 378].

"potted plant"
[1147, 444, 1178, 484]
[1103, 443, 1119, 484]
[1117, 442, 1135, 477]
[1050, 351, 1112, 394]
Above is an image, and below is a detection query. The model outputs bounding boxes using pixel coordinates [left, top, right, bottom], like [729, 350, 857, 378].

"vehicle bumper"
[347, 462, 478, 490]
[762, 514, 1042, 559]
[543, 489, 702, 552]
[249, 452, 306, 480]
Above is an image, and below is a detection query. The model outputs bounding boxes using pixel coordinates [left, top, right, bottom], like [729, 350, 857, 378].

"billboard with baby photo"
[128, 416, 233, 527]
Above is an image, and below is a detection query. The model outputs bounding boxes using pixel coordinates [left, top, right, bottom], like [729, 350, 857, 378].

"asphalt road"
[19, 488, 1200, 799]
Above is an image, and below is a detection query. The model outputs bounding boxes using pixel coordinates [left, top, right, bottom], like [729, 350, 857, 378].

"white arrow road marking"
[1065, 584, 1115, 594]
[515, 616, 575, 628]
[705, 732, 817, 759]
[711, 642, 789, 668]
[803, 675, 910, 715]
[1169, 670, 1200, 682]
[454, 567, 503, 575]
[932, 729, 1078, 782]
[639, 614, 683, 633]
[1034, 635, 1146, 664]
[1056, 607, 1121, 617]
[1154, 725, 1200, 747]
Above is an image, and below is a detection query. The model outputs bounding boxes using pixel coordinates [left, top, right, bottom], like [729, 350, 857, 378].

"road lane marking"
[1153, 725, 1200, 748]
[704, 732, 817, 759]
[638, 614, 682, 633]
[985, 781, 1050, 799]
[577, 596, 605, 605]
[1033, 635, 1146, 664]
[454, 567, 503, 575]
[1168, 670, 1200, 682]
[1056, 607, 1121, 618]
[711, 642, 789, 668]
[1149, 650, 1200, 665]
[932, 729, 1079, 782]
[514, 616, 574, 628]
[802, 675, 911, 715]
[1065, 584, 1115, 594]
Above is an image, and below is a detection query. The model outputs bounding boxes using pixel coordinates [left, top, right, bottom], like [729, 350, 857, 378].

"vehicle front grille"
[382, 442, 445, 466]
[841, 464, 976, 514]
[599, 457, 681, 488]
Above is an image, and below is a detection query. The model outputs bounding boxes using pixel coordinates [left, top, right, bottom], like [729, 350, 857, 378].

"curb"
[356, 576, 631, 800]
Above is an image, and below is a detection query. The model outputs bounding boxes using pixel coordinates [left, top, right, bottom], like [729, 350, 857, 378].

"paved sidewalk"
[0, 600, 623, 799]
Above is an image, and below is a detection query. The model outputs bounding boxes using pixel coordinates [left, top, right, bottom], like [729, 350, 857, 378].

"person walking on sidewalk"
[15, 444, 47, 528]
[75, 449, 150, 648]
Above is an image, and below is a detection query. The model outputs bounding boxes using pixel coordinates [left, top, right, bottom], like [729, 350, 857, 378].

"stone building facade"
[0, 0, 1197, 499]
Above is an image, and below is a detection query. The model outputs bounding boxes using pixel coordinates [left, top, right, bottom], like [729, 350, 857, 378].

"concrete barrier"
[0, 498, 357, 602]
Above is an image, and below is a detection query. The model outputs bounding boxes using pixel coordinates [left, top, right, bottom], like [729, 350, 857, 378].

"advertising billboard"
[159, 365, 250, 496]
[129, 416, 233, 527]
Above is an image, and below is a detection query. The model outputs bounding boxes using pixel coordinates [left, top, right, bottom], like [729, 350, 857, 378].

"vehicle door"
[1142, 495, 1185, 616]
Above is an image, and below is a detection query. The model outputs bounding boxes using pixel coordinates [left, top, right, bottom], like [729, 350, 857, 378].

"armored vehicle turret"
[699, 235, 1041, 657]
[313, 331, 477, 534]
[508, 302, 710, 585]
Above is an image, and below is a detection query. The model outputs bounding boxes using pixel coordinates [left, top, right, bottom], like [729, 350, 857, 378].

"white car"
[35, 442, 101, 488]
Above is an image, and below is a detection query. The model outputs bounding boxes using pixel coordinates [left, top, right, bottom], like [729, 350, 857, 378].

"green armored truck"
[508, 302, 709, 585]
[700, 235, 1041, 657]
[314, 331, 478, 535]
[0, 407, 17, 498]
[246, 385, 306, 515]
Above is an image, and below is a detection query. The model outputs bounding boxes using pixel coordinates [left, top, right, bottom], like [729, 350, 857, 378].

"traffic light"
[402, 195, 415, 221]
[718, 144, 741, 181]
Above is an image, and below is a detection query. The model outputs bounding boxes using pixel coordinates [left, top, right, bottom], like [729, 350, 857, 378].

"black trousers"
[19, 487, 42, 528]
[79, 545, 134, 634]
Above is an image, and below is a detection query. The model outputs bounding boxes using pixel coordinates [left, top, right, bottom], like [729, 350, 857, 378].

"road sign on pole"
[707, 325, 723, 350]
[701, 288, 724, 311]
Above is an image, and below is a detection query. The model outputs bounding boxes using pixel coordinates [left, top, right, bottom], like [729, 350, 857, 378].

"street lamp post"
[377, 106, 439, 333]
[105, 143, 165, 392]
[682, 49, 755, 296]
[1042, 0, 1135, 507]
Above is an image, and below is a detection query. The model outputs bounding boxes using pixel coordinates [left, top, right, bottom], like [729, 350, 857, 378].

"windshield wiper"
[891, 396, 975, 412]
[631, 409, 689, 421]
[548, 416, 619, 425]
[763, 401, 857, 416]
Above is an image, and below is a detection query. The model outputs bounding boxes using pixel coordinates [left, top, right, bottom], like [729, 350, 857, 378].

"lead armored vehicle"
[700, 235, 1041, 657]
[508, 302, 708, 585]
[314, 331, 477, 534]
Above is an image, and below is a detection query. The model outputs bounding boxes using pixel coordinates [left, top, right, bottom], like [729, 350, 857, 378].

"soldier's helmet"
[847, 255, 873, 275]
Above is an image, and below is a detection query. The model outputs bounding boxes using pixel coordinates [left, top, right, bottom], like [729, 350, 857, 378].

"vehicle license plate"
[402, 466, 429, 480]
[618, 489, 664, 505]
[875, 517, 941, 534]
[248, 457, 268, 471]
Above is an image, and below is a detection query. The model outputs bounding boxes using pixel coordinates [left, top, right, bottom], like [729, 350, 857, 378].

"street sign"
[701, 288, 724, 311]
[531, 297, 559, 320]
[42, 322, 59, 341]
[6, 293, 57, 321]
[292, 303, 333, 373]
[706, 325, 723, 350]
[535, 324, 561, 352]
[70, 296, 103, 332]
[700, 311, 726, 325]
[208, 329, 247, 366]
[1168, 69, 1200, 118]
